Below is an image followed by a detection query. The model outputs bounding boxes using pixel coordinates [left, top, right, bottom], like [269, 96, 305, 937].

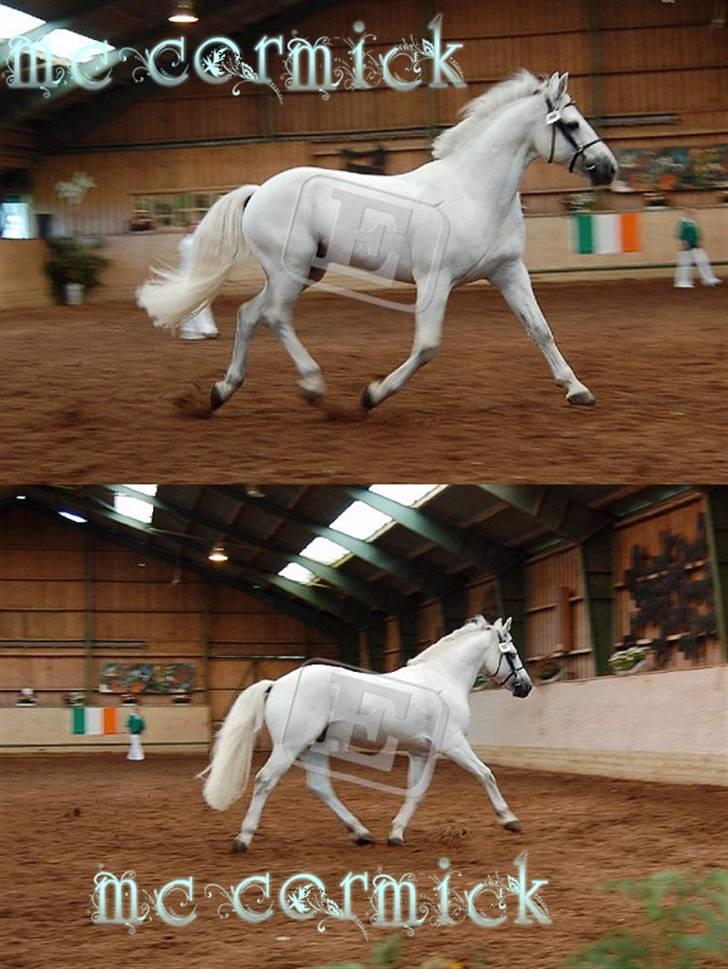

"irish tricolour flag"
[71, 707, 120, 735]
[573, 213, 641, 254]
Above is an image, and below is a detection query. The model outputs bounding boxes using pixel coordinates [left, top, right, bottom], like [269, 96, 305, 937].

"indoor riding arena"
[1, 485, 727, 968]
[1, 0, 727, 482]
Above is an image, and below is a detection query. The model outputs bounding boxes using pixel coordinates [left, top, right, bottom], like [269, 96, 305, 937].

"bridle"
[491, 638, 526, 688]
[544, 93, 603, 173]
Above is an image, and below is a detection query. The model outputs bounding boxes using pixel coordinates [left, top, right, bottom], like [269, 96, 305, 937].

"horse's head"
[482, 617, 533, 698]
[533, 72, 617, 186]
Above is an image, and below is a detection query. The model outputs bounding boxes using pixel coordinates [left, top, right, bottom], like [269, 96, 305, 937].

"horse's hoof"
[388, 836, 404, 846]
[297, 374, 325, 405]
[567, 387, 596, 406]
[232, 838, 248, 852]
[503, 820, 521, 833]
[361, 383, 379, 410]
[210, 384, 225, 411]
[354, 833, 374, 845]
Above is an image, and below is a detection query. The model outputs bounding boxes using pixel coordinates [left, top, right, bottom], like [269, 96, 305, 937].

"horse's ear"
[494, 617, 503, 631]
[504, 617, 513, 633]
[556, 72, 569, 100]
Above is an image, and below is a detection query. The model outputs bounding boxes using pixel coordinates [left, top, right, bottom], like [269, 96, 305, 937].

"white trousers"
[674, 248, 720, 287]
[127, 735, 145, 760]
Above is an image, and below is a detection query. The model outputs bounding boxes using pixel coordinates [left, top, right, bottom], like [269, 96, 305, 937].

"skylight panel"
[114, 485, 158, 525]
[43, 28, 115, 63]
[369, 484, 439, 506]
[0, 4, 43, 39]
[279, 563, 316, 585]
[329, 501, 391, 540]
[59, 511, 87, 525]
[299, 537, 349, 565]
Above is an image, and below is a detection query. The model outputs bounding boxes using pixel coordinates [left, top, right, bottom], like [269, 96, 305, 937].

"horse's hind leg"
[210, 289, 267, 411]
[233, 745, 296, 851]
[301, 748, 373, 844]
[442, 734, 520, 831]
[263, 269, 327, 403]
[388, 752, 434, 845]
[361, 277, 450, 409]
[491, 259, 595, 406]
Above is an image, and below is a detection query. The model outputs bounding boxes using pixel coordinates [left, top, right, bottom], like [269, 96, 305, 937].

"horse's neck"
[449, 100, 539, 206]
[423, 631, 490, 696]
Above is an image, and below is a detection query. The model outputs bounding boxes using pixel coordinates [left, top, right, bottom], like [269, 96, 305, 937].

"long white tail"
[137, 183, 259, 329]
[202, 678, 273, 811]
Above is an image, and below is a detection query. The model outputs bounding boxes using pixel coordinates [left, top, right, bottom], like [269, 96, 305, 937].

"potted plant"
[563, 192, 595, 213]
[44, 237, 108, 305]
[608, 645, 650, 675]
[643, 190, 668, 209]
[534, 657, 562, 683]
[63, 691, 85, 706]
[16, 688, 37, 706]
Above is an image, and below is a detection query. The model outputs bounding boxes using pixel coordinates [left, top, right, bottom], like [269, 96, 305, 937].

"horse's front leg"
[491, 259, 595, 405]
[442, 734, 521, 831]
[361, 278, 451, 409]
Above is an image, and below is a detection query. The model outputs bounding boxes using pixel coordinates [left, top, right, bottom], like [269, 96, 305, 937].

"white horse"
[201, 616, 532, 851]
[138, 70, 616, 416]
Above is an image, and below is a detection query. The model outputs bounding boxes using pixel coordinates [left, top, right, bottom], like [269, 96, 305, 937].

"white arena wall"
[469, 666, 728, 786]
[1, 207, 726, 310]
[0, 705, 210, 753]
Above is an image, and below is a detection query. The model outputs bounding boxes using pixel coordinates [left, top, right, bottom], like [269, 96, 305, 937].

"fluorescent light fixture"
[369, 484, 440, 506]
[169, 1, 198, 23]
[114, 485, 157, 525]
[208, 545, 228, 563]
[299, 536, 349, 565]
[16, 494, 26, 500]
[59, 511, 87, 525]
[0, 4, 43, 39]
[278, 563, 316, 584]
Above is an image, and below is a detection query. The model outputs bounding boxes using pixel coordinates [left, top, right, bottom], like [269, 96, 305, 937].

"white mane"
[407, 614, 491, 666]
[432, 69, 542, 159]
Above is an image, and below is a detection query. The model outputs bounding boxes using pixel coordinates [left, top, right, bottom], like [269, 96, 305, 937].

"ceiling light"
[16, 494, 26, 500]
[59, 511, 87, 525]
[208, 545, 228, 563]
[169, 1, 198, 23]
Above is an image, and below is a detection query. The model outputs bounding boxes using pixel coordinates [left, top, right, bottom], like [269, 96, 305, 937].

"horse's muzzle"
[513, 681, 532, 698]
[586, 159, 617, 187]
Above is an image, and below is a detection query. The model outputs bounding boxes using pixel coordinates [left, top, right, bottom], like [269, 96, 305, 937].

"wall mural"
[615, 144, 728, 192]
[99, 662, 195, 694]
[619, 513, 716, 663]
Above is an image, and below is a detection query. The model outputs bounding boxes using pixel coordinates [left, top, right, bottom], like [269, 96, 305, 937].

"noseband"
[544, 94, 603, 173]
[492, 646, 525, 687]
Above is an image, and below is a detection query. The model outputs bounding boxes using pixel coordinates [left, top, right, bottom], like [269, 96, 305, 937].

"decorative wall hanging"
[99, 662, 195, 694]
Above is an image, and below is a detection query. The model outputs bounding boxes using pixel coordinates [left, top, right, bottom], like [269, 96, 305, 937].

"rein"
[544, 94, 603, 172]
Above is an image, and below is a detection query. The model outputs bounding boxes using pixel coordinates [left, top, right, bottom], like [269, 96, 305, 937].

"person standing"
[178, 221, 219, 339]
[126, 705, 146, 761]
[674, 208, 722, 288]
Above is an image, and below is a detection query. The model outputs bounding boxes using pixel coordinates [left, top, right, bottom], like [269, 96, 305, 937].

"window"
[130, 190, 232, 230]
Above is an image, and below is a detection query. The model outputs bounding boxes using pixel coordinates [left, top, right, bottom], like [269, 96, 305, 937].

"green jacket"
[127, 713, 145, 735]
[677, 218, 700, 250]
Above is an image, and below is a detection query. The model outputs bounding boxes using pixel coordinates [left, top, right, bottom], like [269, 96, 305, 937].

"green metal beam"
[397, 611, 419, 664]
[223, 488, 460, 600]
[22, 488, 356, 643]
[704, 487, 728, 661]
[493, 563, 526, 657]
[27, 487, 362, 636]
[107, 485, 408, 617]
[476, 485, 612, 544]
[580, 525, 614, 676]
[343, 486, 523, 572]
[366, 619, 387, 673]
[441, 586, 468, 634]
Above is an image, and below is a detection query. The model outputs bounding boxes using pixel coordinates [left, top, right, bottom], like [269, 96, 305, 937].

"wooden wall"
[0, 504, 337, 720]
[614, 492, 723, 671]
[18, 0, 728, 228]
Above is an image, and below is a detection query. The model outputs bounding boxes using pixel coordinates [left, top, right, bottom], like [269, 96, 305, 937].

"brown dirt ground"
[0, 278, 725, 482]
[1, 753, 727, 969]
